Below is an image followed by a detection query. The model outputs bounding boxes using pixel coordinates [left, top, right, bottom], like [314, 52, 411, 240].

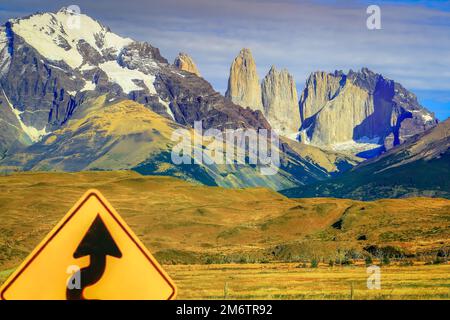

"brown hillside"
[0, 171, 448, 270]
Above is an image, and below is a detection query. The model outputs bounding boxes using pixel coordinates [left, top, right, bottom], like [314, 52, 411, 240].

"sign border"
[0, 189, 177, 300]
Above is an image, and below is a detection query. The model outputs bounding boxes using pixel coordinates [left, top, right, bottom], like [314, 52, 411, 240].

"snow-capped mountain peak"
[9, 8, 132, 69]
[0, 8, 173, 147]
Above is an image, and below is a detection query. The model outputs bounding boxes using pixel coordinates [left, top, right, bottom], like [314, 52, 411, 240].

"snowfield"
[11, 9, 132, 69]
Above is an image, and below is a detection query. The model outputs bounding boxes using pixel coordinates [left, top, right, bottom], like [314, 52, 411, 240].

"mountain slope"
[0, 96, 177, 171]
[0, 88, 31, 154]
[0, 94, 360, 189]
[282, 118, 450, 200]
[0, 95, 276, 186]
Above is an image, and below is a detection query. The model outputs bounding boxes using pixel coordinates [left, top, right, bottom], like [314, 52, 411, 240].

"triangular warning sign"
[0, 189, 177, 300]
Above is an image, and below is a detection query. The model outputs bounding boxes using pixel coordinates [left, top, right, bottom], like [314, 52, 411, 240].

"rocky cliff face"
[173, 52, 200, 76]
[299, 71, 343, 122]
[299, 68, 437, 156]
[261, 66, 301, 136]
[155, 67, 270, 131]
[225, 48, 263, 112]
[226, 50, 302, 137]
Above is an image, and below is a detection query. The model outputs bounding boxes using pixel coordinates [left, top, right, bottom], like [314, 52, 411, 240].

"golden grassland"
[1, 263, 449, 300]
[165, 263, 450, 300]
[0, 171, 449, 270]
[0, 171, 449, 299]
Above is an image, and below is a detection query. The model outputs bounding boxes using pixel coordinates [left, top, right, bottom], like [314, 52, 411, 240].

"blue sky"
[1, 0, 449, 120]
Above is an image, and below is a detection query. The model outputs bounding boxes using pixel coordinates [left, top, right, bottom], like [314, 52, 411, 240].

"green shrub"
[310, 258, 319, 268]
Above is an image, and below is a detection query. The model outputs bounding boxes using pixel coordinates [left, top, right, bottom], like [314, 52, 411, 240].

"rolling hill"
[0, 171, 448, 270]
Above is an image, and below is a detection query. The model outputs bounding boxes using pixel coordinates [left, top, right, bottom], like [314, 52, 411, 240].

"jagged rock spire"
[174, 52, 201, 76]
[261, 65, 301, 136]
[225, 48, 263, 112]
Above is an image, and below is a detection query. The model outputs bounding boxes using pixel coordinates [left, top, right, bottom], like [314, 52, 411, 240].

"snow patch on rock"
[330, 136, 381, 154]
[158, 97, 174, 120]
[99, 61, 156, 94]
[2, 88, 47, 142]
[81, 80, 96, 92]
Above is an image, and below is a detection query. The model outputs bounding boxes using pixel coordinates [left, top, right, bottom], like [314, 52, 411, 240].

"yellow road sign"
[0, 189, 177, 300]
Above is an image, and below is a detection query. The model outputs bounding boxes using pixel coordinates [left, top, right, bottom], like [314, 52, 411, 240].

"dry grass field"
[165, 263, 450, 300]
[1, 263, 449, 300]
[0, 171, 449, 270]
[0, 171, 449, 299]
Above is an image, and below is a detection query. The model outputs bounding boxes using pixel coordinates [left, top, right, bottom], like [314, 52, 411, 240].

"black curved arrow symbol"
[66, 215, 122, 300]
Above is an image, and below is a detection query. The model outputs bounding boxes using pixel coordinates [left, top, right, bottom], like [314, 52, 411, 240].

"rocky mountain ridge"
[173, 52, 201, 76]
[0, 9, 443, 194]
[298, 68, 437, 157]
[226, 49, 301, 137]
[0, 9, 360, 190]
[225, 51, 437, 157]
[0, 10, 270, 155]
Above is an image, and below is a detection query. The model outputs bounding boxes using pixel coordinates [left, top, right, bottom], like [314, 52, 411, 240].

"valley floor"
[167, 263, 450, 300]
[1, 263, 448, 300]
